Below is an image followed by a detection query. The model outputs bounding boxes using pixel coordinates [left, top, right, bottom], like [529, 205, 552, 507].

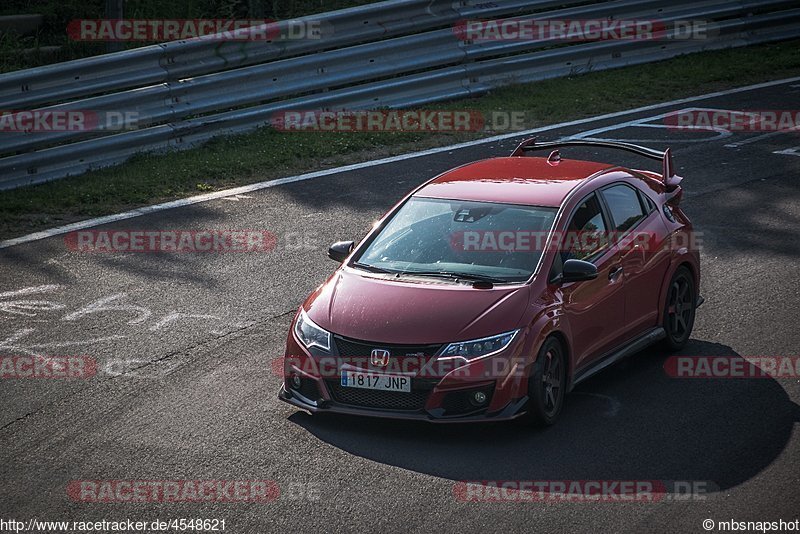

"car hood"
[304, 269, 529, 345]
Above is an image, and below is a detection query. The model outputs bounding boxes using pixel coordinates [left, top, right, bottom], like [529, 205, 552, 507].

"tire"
[661, 266, 697, 351]
[526, 336, 567, 426]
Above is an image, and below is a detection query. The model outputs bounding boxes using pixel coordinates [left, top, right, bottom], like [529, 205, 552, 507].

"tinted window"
[563, 193, 608, 261]
[602, 184, 646, 232]
[355, 197, 558, 283]
[641, 191, 656, 213]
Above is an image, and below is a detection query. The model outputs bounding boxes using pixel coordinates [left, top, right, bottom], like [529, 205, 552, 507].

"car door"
[599, 182, 671, 337]
[554, 192, 627, 370]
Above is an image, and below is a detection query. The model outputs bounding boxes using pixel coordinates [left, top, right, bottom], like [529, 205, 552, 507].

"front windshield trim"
[349, 195, 562, 286]
[412, 194, 557, 212]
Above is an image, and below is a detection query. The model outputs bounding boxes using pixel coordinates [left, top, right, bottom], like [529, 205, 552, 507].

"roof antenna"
[547, 149, 561, 166]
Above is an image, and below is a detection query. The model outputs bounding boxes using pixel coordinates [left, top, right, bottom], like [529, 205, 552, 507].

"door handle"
[609, 266, 623, 280]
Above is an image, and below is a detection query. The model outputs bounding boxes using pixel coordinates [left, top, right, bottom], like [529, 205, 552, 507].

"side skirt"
[569, 327, 666, 391]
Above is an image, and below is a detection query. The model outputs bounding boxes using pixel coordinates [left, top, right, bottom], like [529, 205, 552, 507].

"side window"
[602, 184, 646, 232]
[562, 193, 608, 262]
[639, 190, 656, 214]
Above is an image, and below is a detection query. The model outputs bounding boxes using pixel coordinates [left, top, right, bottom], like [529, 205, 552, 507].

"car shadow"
[289, 339, 799, 493]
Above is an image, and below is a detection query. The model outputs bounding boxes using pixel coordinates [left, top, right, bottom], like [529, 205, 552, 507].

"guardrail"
[0, 0, 798, 190]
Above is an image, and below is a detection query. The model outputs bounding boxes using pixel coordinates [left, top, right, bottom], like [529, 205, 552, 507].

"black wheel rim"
[667, 274, 694, 342]
[542, 347, 563, 417]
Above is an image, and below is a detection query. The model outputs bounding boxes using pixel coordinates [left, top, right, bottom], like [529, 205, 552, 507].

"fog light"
[471, 391, 487, 406]
[290, 374, 302, 389]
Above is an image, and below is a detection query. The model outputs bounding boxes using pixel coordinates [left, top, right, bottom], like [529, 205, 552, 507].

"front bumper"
[278, 383, 529, 423]
[278, 324, 534, 422]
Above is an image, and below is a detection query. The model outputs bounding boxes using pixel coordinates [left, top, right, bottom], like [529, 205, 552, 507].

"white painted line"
[2, 75, 800, 250]
[571, 108, 733, 144]
[774, 146, 800, 157]
[725, 126, 800, 148]
[571, 109, 677, 139]
[625, 123, 672, 128]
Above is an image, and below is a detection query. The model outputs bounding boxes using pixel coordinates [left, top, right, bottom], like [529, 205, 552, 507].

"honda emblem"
[370, 349, 390, 367]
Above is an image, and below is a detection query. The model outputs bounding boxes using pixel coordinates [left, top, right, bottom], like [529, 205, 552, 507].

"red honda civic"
[278, 138, 702, 425]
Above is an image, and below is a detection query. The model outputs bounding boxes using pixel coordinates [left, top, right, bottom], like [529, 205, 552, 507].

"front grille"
[327, 336, 442, 411]
[326, 381, 429, 411]
[334, 336, 442, 361]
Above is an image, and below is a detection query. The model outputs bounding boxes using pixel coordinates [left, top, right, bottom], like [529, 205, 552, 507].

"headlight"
[439, 330, 519, 362]
[294, 309, 330, 351]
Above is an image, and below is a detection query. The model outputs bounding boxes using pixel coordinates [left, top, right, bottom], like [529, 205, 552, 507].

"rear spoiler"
[510, 137, 682, 192]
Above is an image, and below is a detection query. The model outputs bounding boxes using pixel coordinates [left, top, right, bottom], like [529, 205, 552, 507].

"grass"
[0, 0, 380, 72]
[1, 39, 799, 240]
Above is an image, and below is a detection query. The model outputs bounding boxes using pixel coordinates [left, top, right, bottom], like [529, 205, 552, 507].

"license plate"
[341, 371, 411, 393]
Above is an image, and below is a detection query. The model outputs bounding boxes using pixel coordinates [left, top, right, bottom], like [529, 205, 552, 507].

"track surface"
[1, 79, 799, 533]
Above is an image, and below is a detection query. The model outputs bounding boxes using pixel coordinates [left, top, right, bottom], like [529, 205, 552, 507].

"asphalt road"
[1, 79, 799, 533]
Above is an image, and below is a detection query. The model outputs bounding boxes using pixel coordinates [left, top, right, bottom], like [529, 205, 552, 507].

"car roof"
[415, 156, 616, 207]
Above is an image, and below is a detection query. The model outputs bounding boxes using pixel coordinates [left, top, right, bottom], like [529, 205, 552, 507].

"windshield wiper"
[398, 270, 507, 284]
[351, 262, 398, 274]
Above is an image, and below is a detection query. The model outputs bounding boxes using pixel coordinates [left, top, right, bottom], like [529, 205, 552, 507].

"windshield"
[353, 196, 558, 283]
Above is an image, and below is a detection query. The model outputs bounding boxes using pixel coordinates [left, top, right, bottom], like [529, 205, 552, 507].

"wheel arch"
[657, 259, 699, 324]
[531, 329, 573, 391]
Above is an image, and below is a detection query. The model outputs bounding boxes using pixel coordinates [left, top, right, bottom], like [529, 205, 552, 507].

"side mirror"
[561, 259, 598, 283]
[327, 240, 354, 263]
